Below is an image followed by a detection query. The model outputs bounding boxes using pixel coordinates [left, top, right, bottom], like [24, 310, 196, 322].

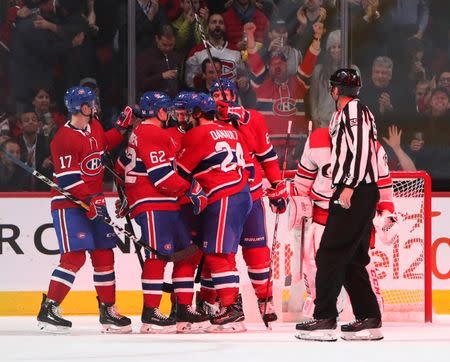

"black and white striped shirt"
[328, 98, 378, 188]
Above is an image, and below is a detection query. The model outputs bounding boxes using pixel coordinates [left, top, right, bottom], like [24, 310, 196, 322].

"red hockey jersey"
[50, 120, 124, 210]
[117, 122, 190, 218]
[233, 109, 281, 200]
[177, 122, 251, 204]
[247, 45, 319, 141]
[166, 125, 186, 154]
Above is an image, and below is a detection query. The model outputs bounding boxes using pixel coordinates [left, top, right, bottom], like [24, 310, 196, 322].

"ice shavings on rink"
[0, 316, 449, 362]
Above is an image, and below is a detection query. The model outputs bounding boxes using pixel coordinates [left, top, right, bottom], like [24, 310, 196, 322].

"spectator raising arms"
[244, 20, 323, 167]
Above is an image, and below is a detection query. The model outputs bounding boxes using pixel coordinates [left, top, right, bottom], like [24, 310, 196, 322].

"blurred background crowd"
[0, 0, 449, 192]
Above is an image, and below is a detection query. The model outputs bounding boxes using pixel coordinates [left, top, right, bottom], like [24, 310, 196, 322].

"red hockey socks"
[47, 250, 86, 304]
[204, 253, 239, 307]
[199, 265, 218, 304]
[172, 250, 202, 305]
[90, 249, 116, 304]
[142, 259, 167, 308]
[242, 246, 272, 299]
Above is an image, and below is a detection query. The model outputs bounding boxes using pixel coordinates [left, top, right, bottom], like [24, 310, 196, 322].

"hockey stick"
[298, 121, 313, 280]
[102, 154, 201, 290]
[189, 0, 227, 100]
[263, 120, 293, 328]
[101, 153, 174, 293]
[101, 153, 144, 268]
[0, 148, 197, 263]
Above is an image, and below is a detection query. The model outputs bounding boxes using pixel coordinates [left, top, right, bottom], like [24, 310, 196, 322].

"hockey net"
[371, 171, 432, 322]
[256, 171, 432, 323]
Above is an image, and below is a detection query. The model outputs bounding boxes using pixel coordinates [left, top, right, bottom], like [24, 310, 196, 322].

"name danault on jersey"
[209, 129, 238, 141]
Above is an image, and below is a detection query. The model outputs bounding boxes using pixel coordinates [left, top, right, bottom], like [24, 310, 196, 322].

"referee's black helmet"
[330, 68, 361, 97]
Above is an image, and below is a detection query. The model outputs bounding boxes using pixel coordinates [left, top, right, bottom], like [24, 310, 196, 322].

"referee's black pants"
[313, 183, 381, 320]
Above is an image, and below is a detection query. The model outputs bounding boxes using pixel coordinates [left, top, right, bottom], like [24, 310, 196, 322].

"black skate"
[176, 304, 210, 333]
[257, 297, 278, 328]
[37, 293, 72, 334]
[196, 300, 220, 318]
[98, 297, 132, 334]
[208, 294, 246, 333]
[295, 318, 337, 342]
[341, 317, 383, 341]
[140, 306, 176, 334]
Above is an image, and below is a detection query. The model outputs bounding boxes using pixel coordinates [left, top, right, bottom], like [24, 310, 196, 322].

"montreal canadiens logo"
[80, 152, 103, 176]
[273, 97, 297, 116]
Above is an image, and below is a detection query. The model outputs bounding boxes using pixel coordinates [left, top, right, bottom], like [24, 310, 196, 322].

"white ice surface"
[0, 316, 449, 362]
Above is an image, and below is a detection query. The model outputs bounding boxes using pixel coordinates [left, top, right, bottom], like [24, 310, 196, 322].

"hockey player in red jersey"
[292, 128, 397, 341]
[116, 91, 208, 334]
[166, 91, 196, 153]
[176, 93, 253, 332]
[209, 78, 289, 326]
[166, 91, 211, 333]
[37, 86, 133, 334]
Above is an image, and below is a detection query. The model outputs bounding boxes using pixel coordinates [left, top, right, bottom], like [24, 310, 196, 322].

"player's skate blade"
[37, 321, 71, 334]
[98, 298, 132, 334]
[141, 306, 176, 334]
[295, 318, 337, 342]
[177, 321, 211, 333]
[176, 304, 210, 333]
[101, 324, 132, 334]
[341, 328, 383, 341]
[295, 329, 337, 342]
[207, 321, 247, 333]
[341, 317, 383, 341]
[37, 293, 72, 334]
[140, 323, 177, 334]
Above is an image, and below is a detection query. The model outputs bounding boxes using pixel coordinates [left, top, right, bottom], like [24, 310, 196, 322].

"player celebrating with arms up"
[37, 86, 133, 334]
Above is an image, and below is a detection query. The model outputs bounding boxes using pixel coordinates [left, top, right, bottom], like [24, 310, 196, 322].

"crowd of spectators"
[0, 0, 449, 191]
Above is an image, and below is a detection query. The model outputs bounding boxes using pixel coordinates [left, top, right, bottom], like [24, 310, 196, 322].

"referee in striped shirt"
[296, 68, 382, 340]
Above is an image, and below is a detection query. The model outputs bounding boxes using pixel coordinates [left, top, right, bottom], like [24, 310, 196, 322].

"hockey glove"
[266, 180, 289, 214]
[115, 106, 137, 131]
[115, 198, 129, 219]
[373, 210, 399, 245]
[288, 196, 312, 230]
[216, 100, 250, 125]
[86, 194, 109, 221]
[186, 180, 208, 215]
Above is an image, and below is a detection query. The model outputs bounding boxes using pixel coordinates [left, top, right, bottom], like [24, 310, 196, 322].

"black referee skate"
[97, 297, 132, 334]
[37, 293, 72, 334]
[295, 318, 337, 342]
[257, 297, 278, 326]
[176, 304, 210, 333]
[341, 317, 383, 341]
[140, 306, 176, 334]
[208, 294, 246, 333]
